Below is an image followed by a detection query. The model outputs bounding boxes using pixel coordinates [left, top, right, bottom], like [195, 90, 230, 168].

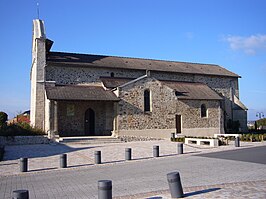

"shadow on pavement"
[3, 144, 100, 161]
[0, 162, 17, 166]
[184, 187, 221, 197]
[29, 167, 58, 172]
[104, 159, 125, 164]
[132, 156, 153, 161]
[68, 163, 94, 168]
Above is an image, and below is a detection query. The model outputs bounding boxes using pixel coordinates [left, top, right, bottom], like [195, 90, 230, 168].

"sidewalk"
[0, 140, 265, 198]
[114, 180, 266, 199]
[1, 140, 265, 176]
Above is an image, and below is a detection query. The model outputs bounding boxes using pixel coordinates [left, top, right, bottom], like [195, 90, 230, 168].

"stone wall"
[45, 64, 246, 134]
[57, 101, 115, 137]
[46, 66, 239, 122]
[116, 77, 222, 137]
[46, 66, 145, 85]
[30, 38, 46, 130]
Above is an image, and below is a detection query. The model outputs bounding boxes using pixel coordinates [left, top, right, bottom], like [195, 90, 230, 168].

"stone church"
[30, 19, 247, 139]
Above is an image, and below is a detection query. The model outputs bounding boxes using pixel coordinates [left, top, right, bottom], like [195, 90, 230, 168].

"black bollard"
[177, 143, 184, 154]
[125, 148, 132, 161]
[98, 180, 112, 199]
[167, 172, 184, 198]
[13, 189, 29, 199]
[95, 151, 101, 164]
[153, 145, 159, 157]
[235, 136, 240, 147]
[60, 154, 67, 168]
[20, 158, 28, 172]
[171, 133, 175, 140]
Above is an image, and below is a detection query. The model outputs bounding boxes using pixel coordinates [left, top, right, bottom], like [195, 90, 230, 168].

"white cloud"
[224, 34, 266, 55]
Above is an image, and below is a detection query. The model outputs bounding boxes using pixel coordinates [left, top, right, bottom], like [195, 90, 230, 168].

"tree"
[0, 112, 8, 129]
[254, 121, 258, 130]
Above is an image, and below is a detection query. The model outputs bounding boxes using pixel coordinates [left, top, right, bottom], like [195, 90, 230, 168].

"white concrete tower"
[30, 20, 47, 129]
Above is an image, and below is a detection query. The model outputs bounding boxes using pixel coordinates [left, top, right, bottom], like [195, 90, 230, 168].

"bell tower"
[30, 19, 46, 129]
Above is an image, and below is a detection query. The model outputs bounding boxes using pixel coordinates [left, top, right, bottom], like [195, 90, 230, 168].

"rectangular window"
[67, 104, 75, 116]
[144, 89, 151, 112]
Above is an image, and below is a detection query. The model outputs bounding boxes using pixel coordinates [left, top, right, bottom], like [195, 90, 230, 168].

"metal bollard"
[177, 143, 183, 154]
[125, 148, 132, 161]
[60, 154, 67, 168]
[235, 137, 240, 147]
[167, 172, 184, 198]
[171, 133, 175, 140]
[13, 189, 29, 199]
[20, 158, 28, 172]
[98, 180, 112, 199]
[95, 151, 101, 164]
[153, 145, 159, 157]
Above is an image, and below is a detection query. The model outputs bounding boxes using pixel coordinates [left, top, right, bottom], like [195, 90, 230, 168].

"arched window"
[144, 89, 151, 112]
[201, 104, 207, 118]
[110, 72, 114, 77]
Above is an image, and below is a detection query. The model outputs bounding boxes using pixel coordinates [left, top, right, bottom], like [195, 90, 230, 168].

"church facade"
[30, 19, 248, 139]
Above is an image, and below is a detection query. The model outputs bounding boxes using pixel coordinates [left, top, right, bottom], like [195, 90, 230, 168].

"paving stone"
[0, 140, 265, 198]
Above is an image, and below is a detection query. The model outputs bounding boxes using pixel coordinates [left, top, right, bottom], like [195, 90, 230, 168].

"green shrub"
[257, 118, 266, 127]
[0, 122, 45, 137]
[0, 112, 8, 129]
[240, 133, 266, 142]
[171, 137, 185, 143]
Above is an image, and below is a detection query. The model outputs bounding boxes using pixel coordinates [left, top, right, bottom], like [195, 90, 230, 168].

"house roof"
[100, 77, 134, 89]
[46, 85, 119, 101]
[162, 81, 223, 100]
[46, 51, 240, 78]
[233, 95, 248, 110]
[100, 77, 222, 100]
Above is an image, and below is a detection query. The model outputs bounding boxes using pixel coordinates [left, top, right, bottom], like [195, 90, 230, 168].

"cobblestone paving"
[1, 140, 265, 176]
[114, 180, 266, 199]
[0, 140, 265, 198]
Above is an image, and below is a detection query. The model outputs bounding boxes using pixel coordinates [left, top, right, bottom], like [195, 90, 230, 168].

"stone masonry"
[115, 77, 222, 137]
[30, 19, 247, 138]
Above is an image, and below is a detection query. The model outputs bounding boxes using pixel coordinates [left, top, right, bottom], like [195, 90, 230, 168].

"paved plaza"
[0, 140, 266, 198]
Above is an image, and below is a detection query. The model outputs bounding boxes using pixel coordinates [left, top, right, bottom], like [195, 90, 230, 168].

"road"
[0, 146, 265, 198]
[195, 145, 266, 164]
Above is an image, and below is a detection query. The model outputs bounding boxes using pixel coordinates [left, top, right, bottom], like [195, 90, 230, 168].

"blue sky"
[0, 0, 265, 120]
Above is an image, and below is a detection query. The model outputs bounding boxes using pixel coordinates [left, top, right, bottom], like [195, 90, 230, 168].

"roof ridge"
[48, 51, 220, 67]
[160, 79, 204, 85]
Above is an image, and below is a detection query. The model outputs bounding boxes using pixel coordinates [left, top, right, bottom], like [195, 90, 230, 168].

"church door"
[176, 115, 181, 134]
[84, 108, 95, 136]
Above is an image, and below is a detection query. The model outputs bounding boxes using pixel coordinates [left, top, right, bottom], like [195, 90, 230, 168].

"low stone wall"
[0, 136, 52, 146]
[118, 135, 163, 142]
[185, 138, 219, 147]
[118, 129, 175, 139]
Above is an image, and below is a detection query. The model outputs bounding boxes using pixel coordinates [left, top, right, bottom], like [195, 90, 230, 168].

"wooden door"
[176, 115, 181, 134]
[84, 108, 95, 135]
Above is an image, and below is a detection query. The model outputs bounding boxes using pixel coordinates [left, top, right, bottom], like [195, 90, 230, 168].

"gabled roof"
[46, 51, 240, 78]
[46, 85, 119, 101]
[101, 77, 222, 100]
[100, 77, 134, 89]
[234, 95, 248, 110]
[162, 81, 223, 100]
